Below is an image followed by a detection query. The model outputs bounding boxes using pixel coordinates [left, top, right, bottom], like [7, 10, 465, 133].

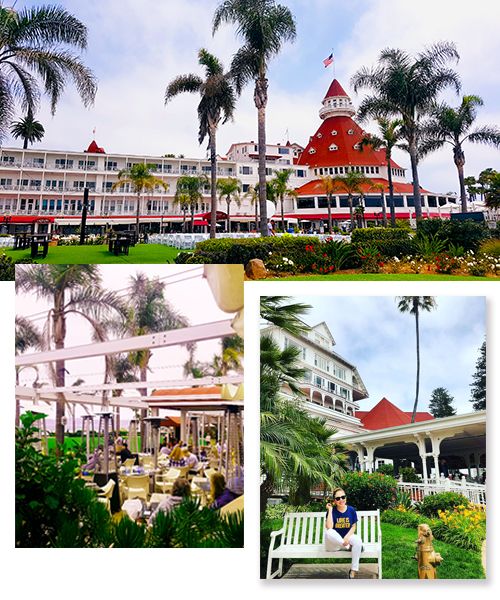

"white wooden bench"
[266, 509, 382, 579]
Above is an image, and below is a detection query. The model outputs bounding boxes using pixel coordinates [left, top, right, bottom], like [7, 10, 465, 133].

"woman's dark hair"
[172, 477, 191, 498]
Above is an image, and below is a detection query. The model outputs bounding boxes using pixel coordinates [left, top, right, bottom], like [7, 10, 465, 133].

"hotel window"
[0, 178, 12, 186]
[314, 375, 324, 388]
[33, 157, 44, 167]
[347, 129, 354, 135]
[296, 169, 306, 177]
[331, 130, 338, 136]
[2, 155, 14, 163]
[328, 381, 337, 393]
[242, 184, 249, 192]
[105, 161, 118, 170]
[278, 147, 289, 154]
[329, 144, 338, 151]
[317, 133, 322, 138]
[284, 337, 306, 360]
[303, 369, 312, 382]
[375, 167, 379, 174]
[104, 182, 113, 191]
[353, 143, 360, 150]
[240, 166, 253, 175]
[308, 148, 316, 154]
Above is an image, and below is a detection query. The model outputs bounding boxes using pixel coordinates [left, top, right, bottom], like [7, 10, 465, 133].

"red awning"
[193, 219, 208, 226]
[0, 215, 55, 223]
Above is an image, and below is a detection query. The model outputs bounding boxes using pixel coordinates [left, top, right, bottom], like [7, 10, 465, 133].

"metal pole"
[79, 187, 89, 245]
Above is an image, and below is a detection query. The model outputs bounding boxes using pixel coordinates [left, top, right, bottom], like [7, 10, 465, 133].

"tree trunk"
[454, 145, 467, 213]
[408, 138, 422, 220]
[136, 191, 141, 236]
[289, 478, 312, 506]
[54, 291, 66, 450]
[381, 193, 388, 227]
[260, 475, 275, 513]
[387, 156, 396, 227]
[280, 195, 285, 231]
[23, 137, 28, 150]
[348, 195, 354, 228]
[190, 205, 195, 233]
[411, 305, 420, 423]
[209, 127, 218, 238]
[255, 198, 259, 232]
[255, 76, 269, 236]
[226, 199, 231, 233]
[327, 194, 333, 233]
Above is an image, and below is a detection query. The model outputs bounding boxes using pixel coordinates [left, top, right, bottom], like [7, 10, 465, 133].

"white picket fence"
[398, 477, 486, 506]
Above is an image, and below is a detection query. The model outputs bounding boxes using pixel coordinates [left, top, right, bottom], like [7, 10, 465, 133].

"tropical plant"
[174, 174, 208, 233]
[0, 4, 97, 141]
[333, 170, 373, 228]
[396, 296, 437, 423]
[216, 177, 241, 232]
[10, 107, 44, 148]
[420, 95, 500, 212]
[111, 163, 168, 235]
[15, 265, 126, 445]
[165, 48, 237, 238]
[413, 233, 448, 261]
[272, 168, 297, 231]
[470, 340, 486, 411]
[483, 170, 500, 211]
[213, 0, 297, 235]
[352, 42, 461, 220]
[15, 314, 42, 426]
[359, 118, 405, 226]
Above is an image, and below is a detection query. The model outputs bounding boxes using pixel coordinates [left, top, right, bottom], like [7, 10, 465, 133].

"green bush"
[417, 219, 490, 252]
[376, 463, 395, 477]
[340, 471, 398, 511]
[416, 492, 469, 517]
[382, 509, 423, 529]
[479, 238, 500, 258]
[399, 467, 421, 483]
[391, 488, 413, 510]
[351, 227, 414, 258]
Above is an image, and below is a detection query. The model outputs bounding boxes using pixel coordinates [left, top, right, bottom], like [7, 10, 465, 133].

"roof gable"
[357, 397, 434, 430]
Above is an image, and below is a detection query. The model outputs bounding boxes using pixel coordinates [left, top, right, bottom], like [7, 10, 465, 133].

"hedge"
[350, 227, 414, 258]
[416, 219, 490, 252]
[339, 471, 398, 511]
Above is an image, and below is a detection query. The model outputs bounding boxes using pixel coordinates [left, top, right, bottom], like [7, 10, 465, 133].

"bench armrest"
[268, 527, 285, 552]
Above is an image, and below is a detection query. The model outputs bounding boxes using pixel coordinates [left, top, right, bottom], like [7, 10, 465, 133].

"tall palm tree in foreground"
[10, 107, 45, 149]
[272, 168, 296, 232]
[0, 4, 97, 141]
[213, 0, 297, 236]
[420, 95, 500, 212]
[165, 49, 237, 238]
[351, 42, 461, 220]
[397, 296, 437, 423]
[359, 118, 404, 227]
[15, 265, 125, 446]
[319, 175, 338, 234]
[216, 177, 241, 232]
[112, 164, 168, 236]
[333, 170, 372, 229]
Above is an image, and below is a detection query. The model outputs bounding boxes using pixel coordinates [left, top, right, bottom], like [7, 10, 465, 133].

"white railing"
[398, 477, 486, 506]
[0, 236, 14, 247]
[149, 232, 262, 249]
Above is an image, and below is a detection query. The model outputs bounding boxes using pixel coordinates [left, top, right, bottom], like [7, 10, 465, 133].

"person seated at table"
[184, 446, 199, 472]
[208, 472, 239, 510]
[200, 448, 208, 461]
[82, 444, 104, 472]
[148, 477, 191, 526]
[168, 444, 187, 467]
[119, 441, 138, 465]
[115, 436, 125, 453]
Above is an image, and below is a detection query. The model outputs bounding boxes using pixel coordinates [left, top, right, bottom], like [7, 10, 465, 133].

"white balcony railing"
[398, 477, 486, 506]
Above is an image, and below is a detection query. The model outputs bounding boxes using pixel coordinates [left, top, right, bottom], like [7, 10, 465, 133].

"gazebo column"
[473, 451, 481, 481]
[353, 444, 365, 472]
[414, 434, 430, 485]
[429, 434, 445, 481]
[364, 445, 376, 473]
[180, 410, 187, 443]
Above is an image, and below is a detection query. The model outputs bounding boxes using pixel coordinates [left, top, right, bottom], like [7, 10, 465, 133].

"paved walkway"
[283, 563, 378, 579]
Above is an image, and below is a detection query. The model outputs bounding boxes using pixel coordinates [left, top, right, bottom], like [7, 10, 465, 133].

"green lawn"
[261, 519, 485, 579]
[6, 243, 180, 264]
[273, 273, 496, 281]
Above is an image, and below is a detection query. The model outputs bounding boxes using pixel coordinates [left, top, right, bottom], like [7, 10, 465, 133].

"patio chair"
[140, 455, 155, 470]
[155, 467, 181, 493]
[97, 479, 116, 513]
[220, 494, 244, 518]
[124, 474, 150, 501]
[121, 458, 136, 469]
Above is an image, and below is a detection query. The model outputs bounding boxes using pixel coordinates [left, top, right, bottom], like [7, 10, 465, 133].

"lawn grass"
[5, 243, 180, 264]
[261, 519, 485, 579]
[272, 273, 496, 281]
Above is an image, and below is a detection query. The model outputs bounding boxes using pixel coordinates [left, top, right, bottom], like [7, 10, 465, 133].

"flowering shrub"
[357, 244, 384, 273]
[433, 504, 486, 551]
[434, 252, 460, 274]
[265, 253, 295, 273]
[340, 471, 398, 511]
[416, 492, 468, 517]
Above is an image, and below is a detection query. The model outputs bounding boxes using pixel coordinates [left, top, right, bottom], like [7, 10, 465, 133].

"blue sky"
[295, 295, 485, 416]
[7, 0, 500, 195]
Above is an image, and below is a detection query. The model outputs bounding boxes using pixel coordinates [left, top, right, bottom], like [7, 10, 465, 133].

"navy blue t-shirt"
[326, 505, 358, 538]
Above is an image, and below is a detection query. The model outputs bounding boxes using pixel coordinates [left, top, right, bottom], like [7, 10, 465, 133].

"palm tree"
[359, 118, 404, 227]
[0, 4, 97, 141]
[351, 42, 461, 220]
[111, 163, 168, 237]
[15, 315, 43, 427]
[272, 168, 297, 232]
[216, 177, 241, 232]
[213, 0, 297, 236]
[370, 182, 387, 226]
[419, 95, 500, 212]
[397, 296, 437, 423]
[106, 273, 190, 449]
[333, 170, 373, 229]
[15, 265, 126, 445]
[10, 107, 44, 149]
[172, 191, 190, 232]
[175, 174, 208, 233]
[484, 171, 500, 212]
[165, 48, 237, 239]
[319, 175, 337, 234]
[245, 183, 259, 232]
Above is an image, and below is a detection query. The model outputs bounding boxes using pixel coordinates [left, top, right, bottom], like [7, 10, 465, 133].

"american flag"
[323, 53, 334, 68]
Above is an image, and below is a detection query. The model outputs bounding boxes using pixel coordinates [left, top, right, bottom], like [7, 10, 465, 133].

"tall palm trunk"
[454, 145, 467, 213]
[386, 153, 396, 227]
[408, 137, 423, 220]
[135, 191, 141, 236]
[255, 76, 269, 236]
[327, 195, 333, 234]
[226, 199, 231, 233]
[190, 204, 195, 233]
[23, 136, 28, 150]
[280, 195, 285, 231]
[54, 290, 66, 449]
[209, 126, 217, 238]
[348, 194, 354, 228]
[411, 303, 420, 423]
[255, 199, 258, 232]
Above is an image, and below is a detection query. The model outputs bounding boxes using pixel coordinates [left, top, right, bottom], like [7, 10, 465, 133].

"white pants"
[324, 529, 362, 571]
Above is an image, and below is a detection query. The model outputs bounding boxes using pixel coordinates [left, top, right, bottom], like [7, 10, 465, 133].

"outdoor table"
[30, 234, 49, 258]
[94, 472, 120, 513]
[13, 232, 31, 250]
[108, 235, 130, 255]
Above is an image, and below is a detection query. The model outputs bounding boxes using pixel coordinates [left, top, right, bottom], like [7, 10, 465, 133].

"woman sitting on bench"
[325, 487, 363, 579]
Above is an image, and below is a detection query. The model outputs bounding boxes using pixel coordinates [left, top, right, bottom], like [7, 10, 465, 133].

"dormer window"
[347, 129, 354, 135]
[353, 143, 360, 150]
[331, 130, 338, 136]
[329, 144, 338, 151]
[308, 147, 316, 154]
[317, 133, 322, 138]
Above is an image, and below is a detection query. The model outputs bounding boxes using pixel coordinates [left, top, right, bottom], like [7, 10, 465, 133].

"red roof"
[323, 79, 349, 100]
[356, 397, 434, 430]
[85, 140, 105, 154]
[297, 115, 404, 170]
[295, 178, 432, 196]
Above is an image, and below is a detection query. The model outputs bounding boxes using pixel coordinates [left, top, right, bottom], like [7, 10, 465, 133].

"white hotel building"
[262, 319, 368, 436]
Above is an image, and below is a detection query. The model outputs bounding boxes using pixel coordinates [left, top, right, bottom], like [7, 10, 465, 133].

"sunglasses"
[334, 495, 346, 501]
